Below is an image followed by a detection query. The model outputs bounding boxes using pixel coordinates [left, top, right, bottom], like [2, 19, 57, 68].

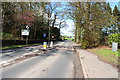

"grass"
[0, 43, 41, 50]
[87, 46, 119, 68]
[64, 37, 73, 40]
[96, 49, 119, 57]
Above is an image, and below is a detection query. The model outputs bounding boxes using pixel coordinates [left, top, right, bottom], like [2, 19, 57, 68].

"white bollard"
[43, 42, 47, 49]
[50, 41, 53, 48]
[112, 42, 118, 52]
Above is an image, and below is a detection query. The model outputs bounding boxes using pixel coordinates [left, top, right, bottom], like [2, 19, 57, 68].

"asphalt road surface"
[1, 40, 83, 78]
[0, 45, 42, 62]
[0, 41, 61, 63]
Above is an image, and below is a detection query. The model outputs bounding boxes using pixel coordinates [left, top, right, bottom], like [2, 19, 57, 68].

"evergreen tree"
[113, 5, 120, 33]
[113, 5, 119, 16]
[107, 2, 112, 14]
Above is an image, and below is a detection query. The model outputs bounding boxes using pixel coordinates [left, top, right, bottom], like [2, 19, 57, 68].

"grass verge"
[0, 43, 41, 50]
[87, 46, 120, 68]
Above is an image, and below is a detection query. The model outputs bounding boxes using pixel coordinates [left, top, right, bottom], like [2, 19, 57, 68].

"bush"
[81, 40, 89, 49]
[108, 33, 120, 46]
[1, 32, 14, 40]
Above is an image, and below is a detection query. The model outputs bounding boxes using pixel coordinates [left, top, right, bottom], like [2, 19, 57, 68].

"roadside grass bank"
[87, 46, 120, 68]
[0, 43, 41, 50]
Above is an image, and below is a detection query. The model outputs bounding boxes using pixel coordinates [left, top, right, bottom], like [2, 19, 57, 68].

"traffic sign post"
[21, 29, 30, 44]
[21, 29, 30, 36]
[43, 33, 46, 38]
[26, 25, 29, 29]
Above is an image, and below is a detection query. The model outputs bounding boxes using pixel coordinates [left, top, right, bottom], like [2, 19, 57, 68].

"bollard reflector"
[43, 42, 47, 49]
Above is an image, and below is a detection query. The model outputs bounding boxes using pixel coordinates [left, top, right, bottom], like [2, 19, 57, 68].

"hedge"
[2, 39, 62, 47]
[108, 33, 120, 46]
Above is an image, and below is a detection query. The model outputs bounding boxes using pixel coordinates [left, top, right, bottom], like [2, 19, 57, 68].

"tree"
[113, 5, 119, 16]
[2, 2, 62, 41]
[107, 2, 112, 14]
[2, 2, 17, 35]
[65, 2, 116, 48]
[113, 5, 120, 33]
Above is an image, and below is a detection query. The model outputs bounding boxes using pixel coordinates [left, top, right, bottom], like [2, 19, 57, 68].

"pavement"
[73, 43, 118, 78]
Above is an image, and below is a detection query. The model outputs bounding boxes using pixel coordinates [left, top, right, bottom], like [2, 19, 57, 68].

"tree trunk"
[52, 14, 57, 27]
[34, 26, 37, 40]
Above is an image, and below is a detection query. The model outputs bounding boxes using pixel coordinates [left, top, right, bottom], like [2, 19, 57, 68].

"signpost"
[43, 33, 46, 38]
[43, 33, 47, 49]
[21, 26, 30, 44]
[21, 29, 30, 36]
[26, 25, 29, 29]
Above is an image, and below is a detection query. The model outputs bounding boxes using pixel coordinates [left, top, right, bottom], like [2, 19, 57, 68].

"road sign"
[21, 29, 30, 36]
[43, 33, 46, 38]
[26, 25, 29, 29]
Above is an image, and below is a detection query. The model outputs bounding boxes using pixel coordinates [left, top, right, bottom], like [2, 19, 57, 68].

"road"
[0, 41, 61, 63]
[1, 40, 83, 78]
[0, 45, 42, 62]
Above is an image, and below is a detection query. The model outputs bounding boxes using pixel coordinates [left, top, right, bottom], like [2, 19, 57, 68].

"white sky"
[60, 19, 74, 36]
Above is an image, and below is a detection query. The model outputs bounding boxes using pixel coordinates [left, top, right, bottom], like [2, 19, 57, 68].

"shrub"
[81, 40, 89, 49]
[108, 33, 120, 46]
[2, 33, 13, 40]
